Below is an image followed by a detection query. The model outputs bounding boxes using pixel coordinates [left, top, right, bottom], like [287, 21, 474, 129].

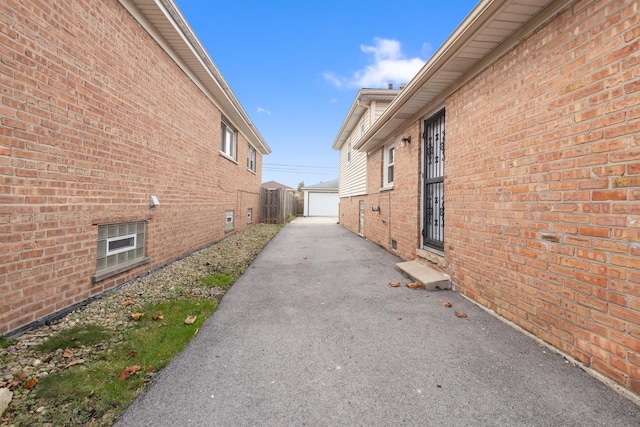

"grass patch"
[35, 324, 112, 352]
[200, 272, 235, 288]
[20, 299, 217, 426]
[0, 335, 14, 349]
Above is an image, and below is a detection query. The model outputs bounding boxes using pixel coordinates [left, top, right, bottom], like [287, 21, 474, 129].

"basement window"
[226, 211, 234, 232]
[93, 221, 148, 282]
[247, 208, 253, 224]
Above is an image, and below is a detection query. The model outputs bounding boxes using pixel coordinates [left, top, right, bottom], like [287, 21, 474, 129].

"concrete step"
[395, 260, 451, 290]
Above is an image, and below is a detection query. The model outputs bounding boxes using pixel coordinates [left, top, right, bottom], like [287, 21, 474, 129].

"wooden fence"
[261, 188, 297, 224]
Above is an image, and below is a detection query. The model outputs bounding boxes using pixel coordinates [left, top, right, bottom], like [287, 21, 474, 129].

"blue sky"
[173, 0, 479, 189]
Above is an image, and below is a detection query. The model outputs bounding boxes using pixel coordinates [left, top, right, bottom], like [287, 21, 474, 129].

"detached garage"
[302, 179, 339, 217]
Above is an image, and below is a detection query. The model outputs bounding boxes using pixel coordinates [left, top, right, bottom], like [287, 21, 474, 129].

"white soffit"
[119, 0, 271, 154]
[356, 0, 566, 152]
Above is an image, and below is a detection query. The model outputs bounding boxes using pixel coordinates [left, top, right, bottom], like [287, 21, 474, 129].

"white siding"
[338, 100, 393, 198]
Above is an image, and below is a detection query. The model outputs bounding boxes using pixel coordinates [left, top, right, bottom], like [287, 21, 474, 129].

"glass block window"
[96, 221, 146, 271]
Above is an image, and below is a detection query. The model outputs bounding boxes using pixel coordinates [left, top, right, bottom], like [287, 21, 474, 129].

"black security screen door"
[423, 110, 445, 250]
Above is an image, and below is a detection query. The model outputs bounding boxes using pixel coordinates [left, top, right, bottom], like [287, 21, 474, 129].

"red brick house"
[335, 0, 640, 398]
[1, 0, 270, 335]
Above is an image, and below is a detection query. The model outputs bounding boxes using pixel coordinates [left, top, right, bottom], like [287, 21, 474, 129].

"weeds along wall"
[0, 0, 263, 335]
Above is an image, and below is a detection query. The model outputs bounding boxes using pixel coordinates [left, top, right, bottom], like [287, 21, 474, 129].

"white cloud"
[323, 37, 426, 89]
[256, 107, 271, 115]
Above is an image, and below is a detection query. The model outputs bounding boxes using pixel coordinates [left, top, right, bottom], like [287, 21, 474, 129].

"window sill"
[219, 152, 238, 164]
[247, 168, 256, 174]
[91, 257, 150, 283]
[380, 185, 394, 192]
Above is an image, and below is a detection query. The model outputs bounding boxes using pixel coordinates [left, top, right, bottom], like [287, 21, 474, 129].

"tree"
[297, 181, 305, 192]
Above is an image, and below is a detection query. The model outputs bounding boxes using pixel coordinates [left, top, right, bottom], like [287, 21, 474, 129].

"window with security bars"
[423, 110, 445, 250]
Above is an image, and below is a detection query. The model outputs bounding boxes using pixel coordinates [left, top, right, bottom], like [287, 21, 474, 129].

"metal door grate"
[423, 110, 445, 250]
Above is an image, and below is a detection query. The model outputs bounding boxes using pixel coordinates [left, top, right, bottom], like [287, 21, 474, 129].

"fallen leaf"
[406, 282, 425, 290]
[184, 315, 197, 325]
[24, 378, 38, 389]
[63, 348, 74, 358]
[121, 300, 135, 306]
[152, 313, 164, 320]
[388, 282, 400, 287]
[14, 372, 28, 382]
[397, 317, 402, 321]
[127, 350, 138, 359]
[454, 311, 468, 318]
[442, 302, 452, 308]
[130, 312, 145, 321]
[118, 365, 141, 380]
[147, 366, 154, 372]
[65, 359, 85, 369]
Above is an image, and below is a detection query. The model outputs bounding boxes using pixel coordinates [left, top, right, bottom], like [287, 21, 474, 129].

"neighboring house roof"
[355, 0, 565, 152]
[261, 181, 295, 190]
[331, 88, 400, 150]
[118, 0, 271, 155]
[302, 179, 339, 192]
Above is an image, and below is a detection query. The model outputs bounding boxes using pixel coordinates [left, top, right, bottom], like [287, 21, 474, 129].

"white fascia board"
[118, 0, 271, 155]
[354, 0, 563, 153]
[332, 89, 400, 150]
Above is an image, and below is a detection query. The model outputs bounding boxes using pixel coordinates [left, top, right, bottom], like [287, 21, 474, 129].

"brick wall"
[447, 0, 640, 394]
[339, 122, 422, 260]
[0, 0, 264, 335]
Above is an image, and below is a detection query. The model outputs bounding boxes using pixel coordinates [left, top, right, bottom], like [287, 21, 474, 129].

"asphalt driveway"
[117, 217, 640, 426]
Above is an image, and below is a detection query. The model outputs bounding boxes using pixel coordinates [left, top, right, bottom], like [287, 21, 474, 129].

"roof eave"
[355, 0, 565, 153]
[331, 89, 400, 150]
[119, 0, 271, 155]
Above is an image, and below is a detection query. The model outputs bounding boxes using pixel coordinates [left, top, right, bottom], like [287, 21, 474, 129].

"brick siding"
[447, 0, 640, 394]
[341, 0, 640, 396]
[0, 0, 263, 335]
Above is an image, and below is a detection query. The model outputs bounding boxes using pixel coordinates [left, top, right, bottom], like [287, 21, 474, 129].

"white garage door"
[308, 192, 339, 217]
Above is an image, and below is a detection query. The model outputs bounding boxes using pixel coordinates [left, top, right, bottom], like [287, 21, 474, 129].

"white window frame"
[247, 144, 256, 172]
[94, 221, 148, 282]
[347, 139, 351, 163]
[221, 121, 237, 160]
[106, 233, 137, 256]
[383, 144, 395, 188]
[247, 208, 253, 224]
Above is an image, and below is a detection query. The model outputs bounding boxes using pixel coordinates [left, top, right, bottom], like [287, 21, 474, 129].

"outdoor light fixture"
[400, 135, 411, 148]
[149, 194, 160, 207]
[372, 205, 380, 212]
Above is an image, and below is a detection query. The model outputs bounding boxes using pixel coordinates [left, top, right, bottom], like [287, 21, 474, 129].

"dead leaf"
[388, 282, 400, 287]
[406, 282, 424, 290]
[118, 365, 141, 380]
[127, 350, 138, 359]
[397, 317, 402, 321]
[184, 315, 197, 325]
[65, 359, 85, 369]
[152, 313, 164, 320]
[63, 348, 74, 358]
[121, 300, 135, 306]
[24, 378, 38, 389]
[130, 312, 145, 321]
[442, 302, 452, 308]
[147, 366, 154, 372]
[454, 311, 468, 318]
[14, 372, 28, 382]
